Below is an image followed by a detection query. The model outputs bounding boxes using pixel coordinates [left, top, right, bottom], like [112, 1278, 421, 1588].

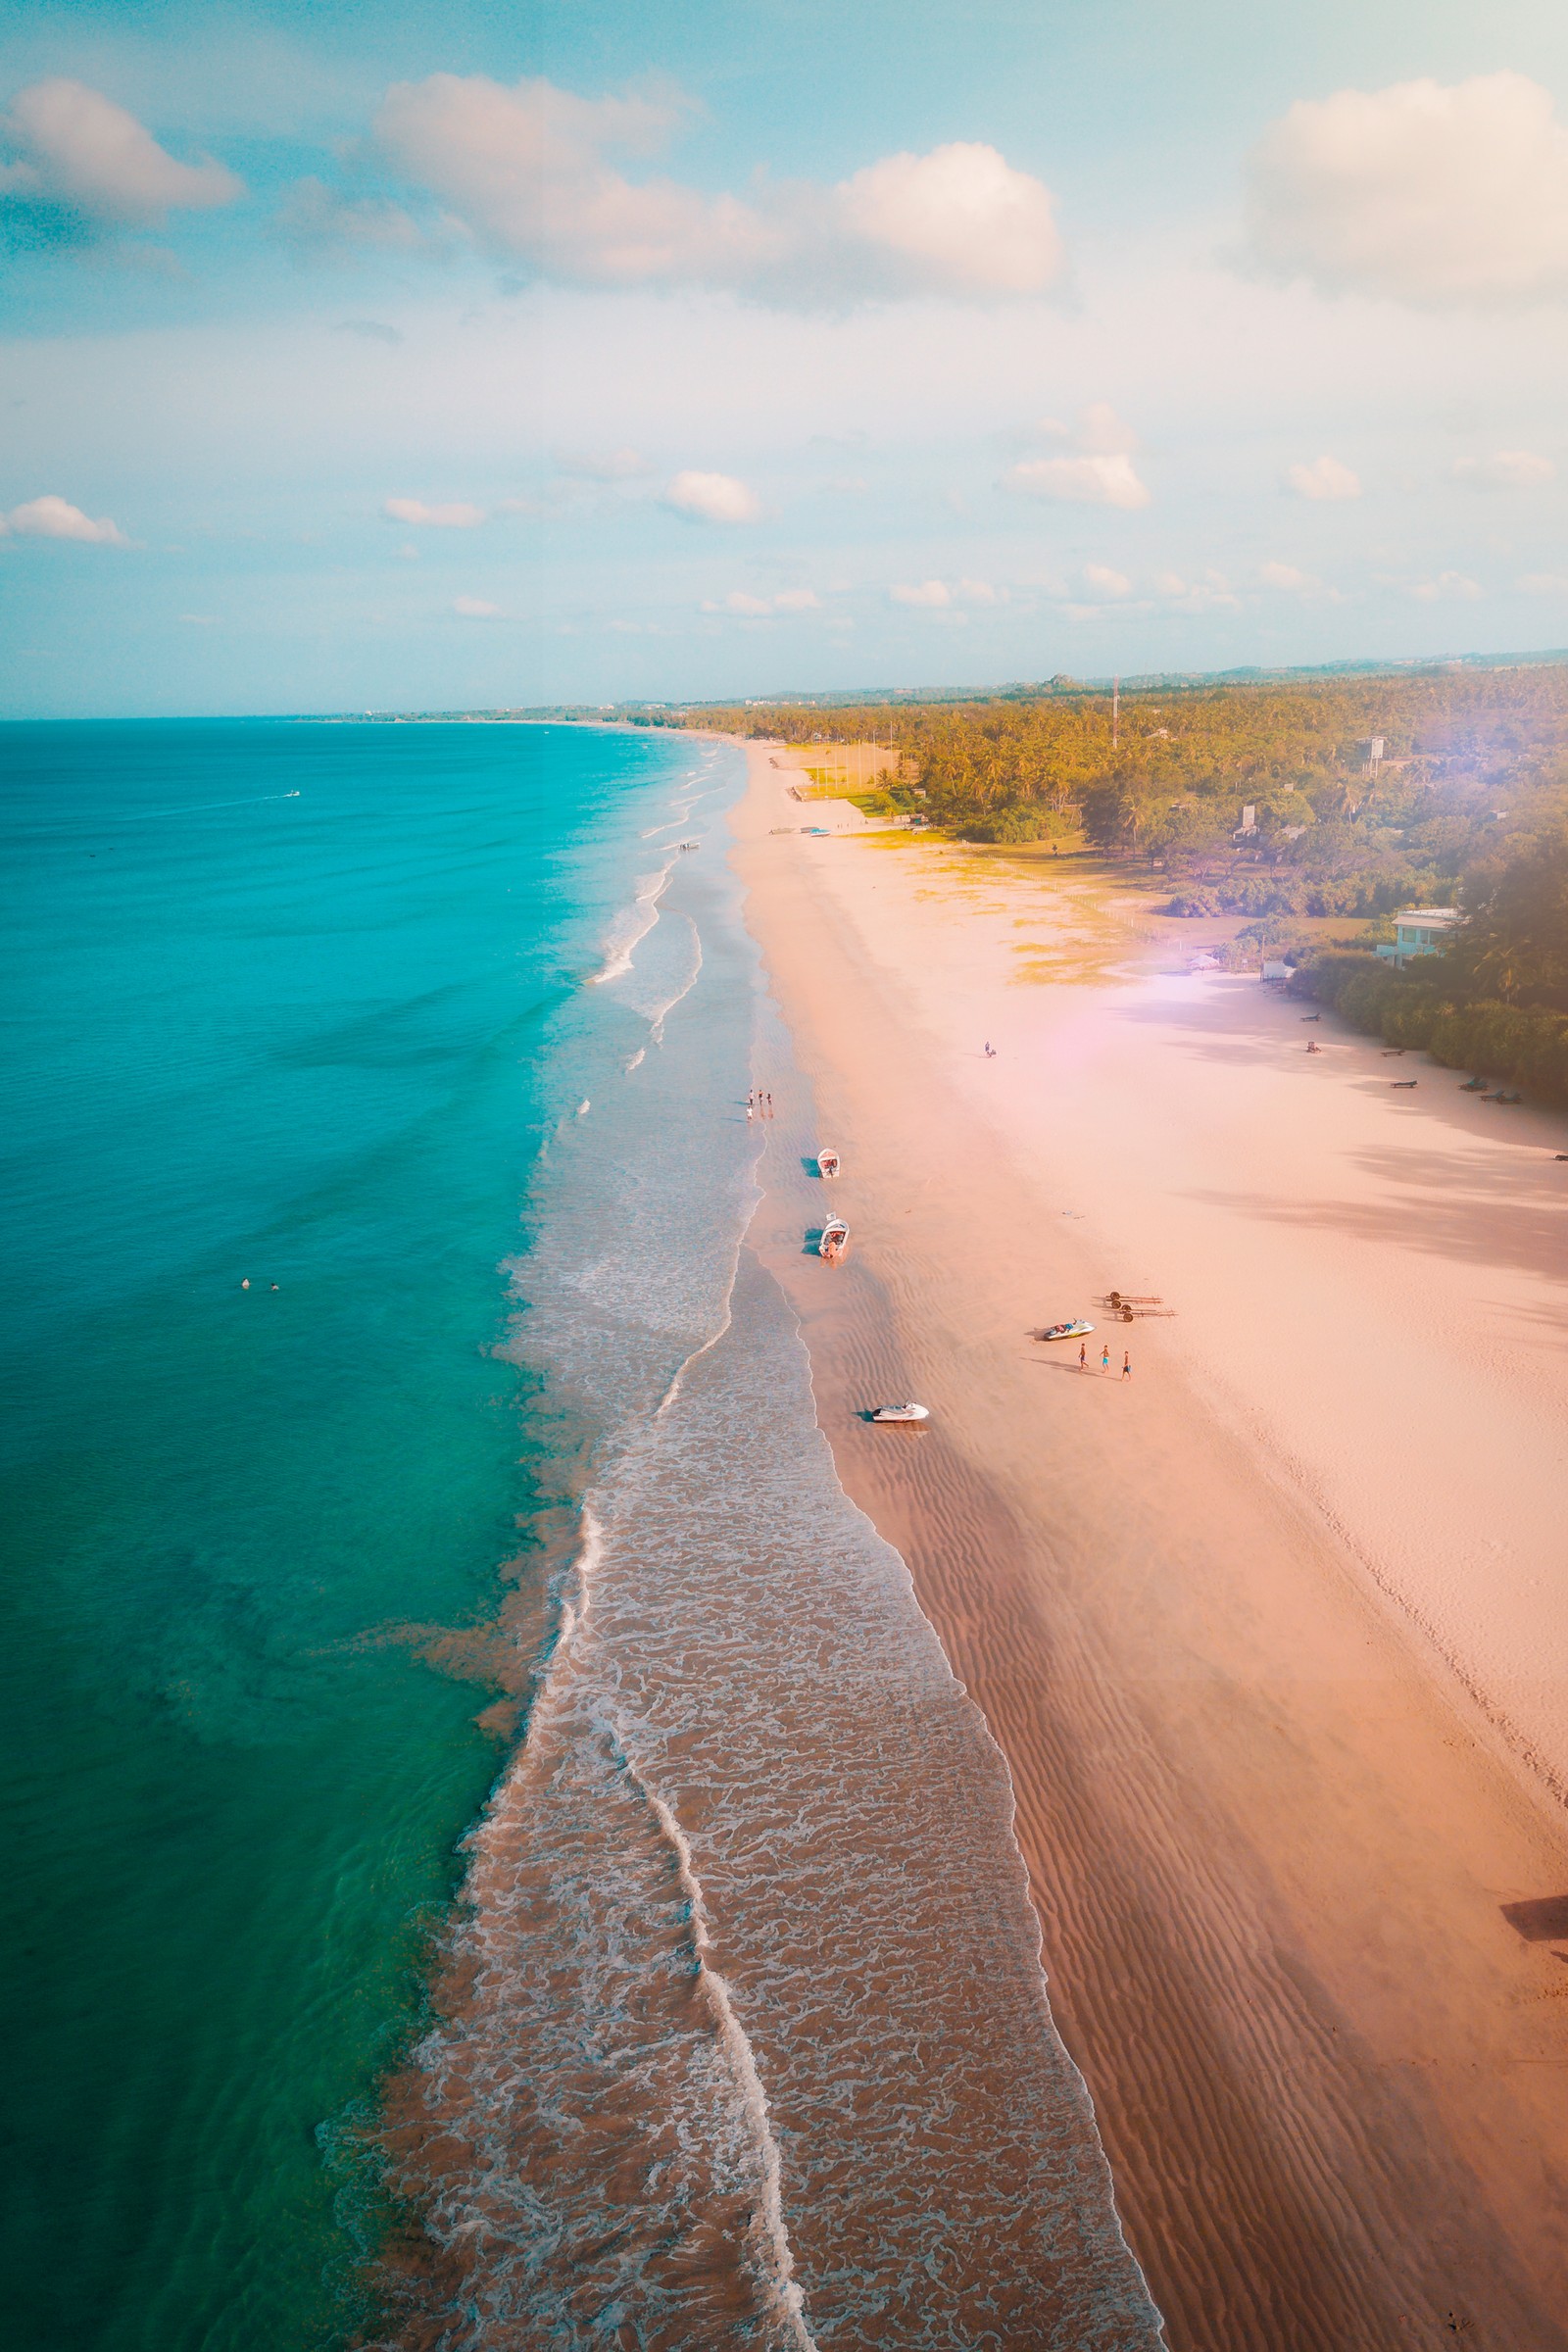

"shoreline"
[732, 741, 1568, 2348]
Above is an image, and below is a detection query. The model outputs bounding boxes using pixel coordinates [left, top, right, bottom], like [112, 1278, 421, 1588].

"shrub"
[1217, 920, 1315, 970]
[1166, 888, 1221, 916]
[1293, 951, 1568, 1101]
[1228, 877, 1307, 916]
[959, 805, 1048, 844]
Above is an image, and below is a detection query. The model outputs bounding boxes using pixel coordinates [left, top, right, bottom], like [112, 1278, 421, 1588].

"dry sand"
[733, 744, 1568, 2352]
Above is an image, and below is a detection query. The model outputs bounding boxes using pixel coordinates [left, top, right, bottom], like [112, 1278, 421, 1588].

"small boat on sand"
[1039, 1318, 1094, 1342]
[819, 1218, 850, 1263]
[870, 1402, 929, 1424]
[817, 1148, 840, 1179]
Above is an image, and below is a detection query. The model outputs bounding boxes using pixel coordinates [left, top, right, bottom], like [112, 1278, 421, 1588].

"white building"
[1375, 907, 1462, 968]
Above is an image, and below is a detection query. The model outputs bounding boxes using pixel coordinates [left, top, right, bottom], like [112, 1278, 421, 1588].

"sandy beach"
[732, 743, 1568, 2350]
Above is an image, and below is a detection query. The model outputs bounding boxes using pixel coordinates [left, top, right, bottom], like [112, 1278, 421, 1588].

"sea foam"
[380, 747, 1163, 2347]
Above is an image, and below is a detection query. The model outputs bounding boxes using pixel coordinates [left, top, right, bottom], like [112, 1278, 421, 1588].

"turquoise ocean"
[0, 719, 1161, 2350]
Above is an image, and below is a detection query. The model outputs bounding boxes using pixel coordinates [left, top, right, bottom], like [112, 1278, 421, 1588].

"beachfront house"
[1375, 907, 1462, 969]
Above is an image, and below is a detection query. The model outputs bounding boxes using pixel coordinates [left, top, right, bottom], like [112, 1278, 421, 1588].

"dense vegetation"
[1293, 952, 1568, 1102]
[689, 664, 1568, 1098]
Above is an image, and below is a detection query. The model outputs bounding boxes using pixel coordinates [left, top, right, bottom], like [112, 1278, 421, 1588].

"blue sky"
[5, 0, 1568, 714]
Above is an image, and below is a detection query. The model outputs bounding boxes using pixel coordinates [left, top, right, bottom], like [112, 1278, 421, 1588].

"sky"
[5, 0, 1568, 715]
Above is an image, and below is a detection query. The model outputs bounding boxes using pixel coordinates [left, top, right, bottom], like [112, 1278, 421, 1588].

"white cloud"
[2, 494, 127, 545]
[1245, 73, 1568, 308]
[890, 578, 953, 607]
[663, 469, 760, 523]
[886, 575, 1004, 609]
[1286, 455, 1361, 501]
[703, 584, 820, 615]
[454, 596, 502, 617]
[1257, 561, 1343, 602]
[1004, 452, 1150, 508]
[1451, 450, 1556, 490]
[1517, 571, 1568, 594]
[384, 497, 487, 527]
[0, 78, 240, 228]
[1155, 568, 1239, 612]
[1032, 402, 1138, 453]
[371, 74, 1063, 306]
[1083, 563, 1132, 596]
[553, 446, 653, 480]
[832, 141, 1061, 297]
[1410, 570, 1481, 602]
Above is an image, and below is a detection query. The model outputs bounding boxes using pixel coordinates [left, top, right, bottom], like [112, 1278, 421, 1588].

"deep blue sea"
[0, 719, 734, 2348]
[0, 718, 1160, 2351]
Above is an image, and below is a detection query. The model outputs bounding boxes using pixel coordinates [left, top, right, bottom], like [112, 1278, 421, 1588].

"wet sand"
[733, 745, 1568, 2351]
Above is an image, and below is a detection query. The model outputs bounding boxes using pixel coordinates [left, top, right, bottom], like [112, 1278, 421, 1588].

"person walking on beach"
[765, 1092, 773, 1117]
[1078, 1340, 1087, 1371]
[1121, 1350, 1132, 1380]
[746, 1094, 755, 1121]
[1101, 1343, 1110, 1374]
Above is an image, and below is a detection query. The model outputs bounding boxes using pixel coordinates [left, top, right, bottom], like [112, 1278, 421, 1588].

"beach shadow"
[1501, 1895, 1568, 1941]
[1121, 990, 1568, 1151]
[1182, 1141, 1568, 1288]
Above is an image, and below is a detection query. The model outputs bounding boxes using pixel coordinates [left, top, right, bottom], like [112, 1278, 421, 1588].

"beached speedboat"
[1039, 1318, 1094, 1341]
[817, 1148, 840, 1179]
[819, 1218, 850, 1263]
[869, 1402, 929, 1424]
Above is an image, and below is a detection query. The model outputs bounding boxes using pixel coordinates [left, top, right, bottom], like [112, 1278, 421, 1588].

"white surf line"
[649, 914, 705, 1047]
[652, 1286, 738, 1426]
[766, 1256, 1169, 2342]
[591, 860, 676, 985]
[486, 1503, 610, 1775]
[551, 1500, 605, 1660]
[491, 1500, 606, 1777]
[615, 1729, 819, 2351]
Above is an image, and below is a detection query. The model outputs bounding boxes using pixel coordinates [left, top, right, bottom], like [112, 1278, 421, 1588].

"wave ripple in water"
[378, 766, 1161, 2348]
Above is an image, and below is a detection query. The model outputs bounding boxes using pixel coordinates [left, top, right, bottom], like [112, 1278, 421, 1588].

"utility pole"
[1112, 675, 1120, 751]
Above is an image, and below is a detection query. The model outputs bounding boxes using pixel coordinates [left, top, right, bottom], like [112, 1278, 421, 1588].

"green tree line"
[688, 665, 1568, 1097]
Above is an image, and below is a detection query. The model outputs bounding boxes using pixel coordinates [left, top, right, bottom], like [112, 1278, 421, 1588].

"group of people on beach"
[746, 1090, 774, 1121]
[1080, 1339, 1132, 1379]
